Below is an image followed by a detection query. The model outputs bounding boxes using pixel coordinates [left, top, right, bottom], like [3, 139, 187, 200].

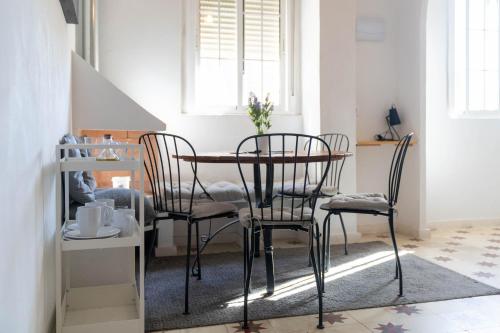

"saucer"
[66, 223, 113, 231]
[64, 226, 121, 240]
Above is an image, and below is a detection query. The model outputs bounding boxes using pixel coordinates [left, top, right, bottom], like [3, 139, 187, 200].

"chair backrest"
[388, 133, 414, 206]
[236, 134, 332, 224]
[139, 132, 197, 215]
[306, 133, 349, 193]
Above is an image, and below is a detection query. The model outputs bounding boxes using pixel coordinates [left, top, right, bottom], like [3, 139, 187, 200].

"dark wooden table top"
[174, 150, 352, 164]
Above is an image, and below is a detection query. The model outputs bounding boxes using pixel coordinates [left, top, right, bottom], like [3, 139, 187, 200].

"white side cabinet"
[55, 143, 145, 333]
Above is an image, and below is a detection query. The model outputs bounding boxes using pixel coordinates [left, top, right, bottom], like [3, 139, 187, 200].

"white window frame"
[182, 0, 298, 115]
[448, 0, 500, 119]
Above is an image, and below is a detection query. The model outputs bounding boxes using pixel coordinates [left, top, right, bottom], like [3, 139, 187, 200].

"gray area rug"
[145, 241, 499, 331]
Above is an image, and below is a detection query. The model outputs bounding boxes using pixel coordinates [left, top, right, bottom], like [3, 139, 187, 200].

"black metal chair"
[313, 134, 350, 256]
[277, 133, 350, 271]
[139, 132, 239, 314]
[320, 133, 414, 297]
[236, 134, 332, 330]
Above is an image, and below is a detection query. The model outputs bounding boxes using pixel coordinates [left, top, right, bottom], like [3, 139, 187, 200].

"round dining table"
[175, 149, 353, 294]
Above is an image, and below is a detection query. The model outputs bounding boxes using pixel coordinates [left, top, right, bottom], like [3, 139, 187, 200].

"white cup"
[86, 201, 114, 226]
[76, 206, 101, 237]
[96, 198, 115, 209]
[112, 210, 135, 237]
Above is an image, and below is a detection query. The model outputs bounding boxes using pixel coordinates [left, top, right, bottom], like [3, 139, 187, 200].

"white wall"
[0, 1, 72, 332]
[72, 52, 166, 132]
[356, 0, 398, 140]
[300, 0, 320, 135]
[97, 0, 303, 184]
[355, 0, 426, 236]
[316, 0, 359, 239]
[426, 0, 500, 224]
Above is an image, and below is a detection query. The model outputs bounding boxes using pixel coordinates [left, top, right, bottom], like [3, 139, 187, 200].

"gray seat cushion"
[158, 182, 207, 201]
[239, 207, 314, 228]
[277, 182, 338, 197]
[207, 181, 246, 202]
[320, 193, 389, 212]
[163, 199, 238, 220]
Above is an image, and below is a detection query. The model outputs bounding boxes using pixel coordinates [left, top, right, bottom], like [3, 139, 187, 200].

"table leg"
[253, 164, 262, 257]
[264, 163, 275, 294]
[264, 163, 274, 205]
[252, 162, 276, 293]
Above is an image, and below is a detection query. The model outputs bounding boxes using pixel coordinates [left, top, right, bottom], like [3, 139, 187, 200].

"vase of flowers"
[247, 92, 274, 154]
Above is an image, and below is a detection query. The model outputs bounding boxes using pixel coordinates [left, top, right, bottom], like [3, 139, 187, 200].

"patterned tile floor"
[159, 224, 500, 333]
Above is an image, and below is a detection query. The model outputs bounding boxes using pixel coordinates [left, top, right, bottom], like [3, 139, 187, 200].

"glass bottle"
[97, 134, 120, 161]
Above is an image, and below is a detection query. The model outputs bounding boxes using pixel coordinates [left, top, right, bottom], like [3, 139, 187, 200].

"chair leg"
[388, 211, 403, 297]
[243, 226, 256, 330]
[195, 221, 201, 280]
[184, 221, 192, 315]
[321, 213, 332, 293]
[325, 216, 331, 272]
[311, 224, 324, 329]
[339, 213, 348, 255]
[243, 228, 248, 290]
[307, 232, 313, 267]
[307, 198, 314, 267]
[145, 220, 157, 274]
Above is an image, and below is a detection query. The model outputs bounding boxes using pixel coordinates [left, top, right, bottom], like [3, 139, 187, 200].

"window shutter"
[244, 0, 281, 62]
[199, 0, 237, 60]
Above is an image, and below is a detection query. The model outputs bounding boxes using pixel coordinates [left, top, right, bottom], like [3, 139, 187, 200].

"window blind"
[196, 0, 283, 110]
[199, 0, 237, 60]
[244, 0, 281, 62]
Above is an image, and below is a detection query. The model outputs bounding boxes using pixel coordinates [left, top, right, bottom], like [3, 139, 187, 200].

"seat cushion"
[158, 182, 207, 201]
[192, 201, 238, 219]
[206, 181, 246, 202]
[320, 193, 389, 212]
[320, 185, 339, 196]
[163, 199, 238, 220]
[239, 207, 314, 228]
[277, 182, 338, 197]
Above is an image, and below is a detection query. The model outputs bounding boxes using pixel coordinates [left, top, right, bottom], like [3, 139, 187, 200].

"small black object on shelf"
[375, 105, 401, 141]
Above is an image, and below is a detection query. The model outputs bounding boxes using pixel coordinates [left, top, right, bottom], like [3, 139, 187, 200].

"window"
[449, 0, 500, 116]
[183, 0, 295, 114]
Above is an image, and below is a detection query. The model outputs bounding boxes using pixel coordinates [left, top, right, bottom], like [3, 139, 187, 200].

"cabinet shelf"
[61, 221, 141, 252]
[60, 158, 140, 172]
[56, 142, 144, 333]
[62, 284, 140, 333]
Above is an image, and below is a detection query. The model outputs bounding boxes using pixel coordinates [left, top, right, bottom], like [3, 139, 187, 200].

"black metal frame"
[302, 134, 351, 269]
[277, 133, 350, 266]
[320, 133, 414, 298]
[139, 132, 238, 315]
[237, 133, 332, 330]
[315, 134, 350, 258]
